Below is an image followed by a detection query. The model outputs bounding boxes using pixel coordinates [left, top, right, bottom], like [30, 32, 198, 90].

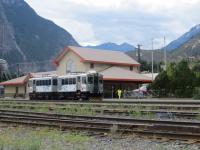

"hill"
[0, 0, 79, 65]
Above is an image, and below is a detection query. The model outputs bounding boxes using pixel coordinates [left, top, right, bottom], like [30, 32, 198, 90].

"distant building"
[0, 59, 8, 72]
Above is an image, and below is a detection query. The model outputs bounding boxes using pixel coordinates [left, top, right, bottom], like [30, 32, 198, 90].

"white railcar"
[28, 76, 58, 100]
[28, 71, 103, 100]
[57, 71, 103, 100]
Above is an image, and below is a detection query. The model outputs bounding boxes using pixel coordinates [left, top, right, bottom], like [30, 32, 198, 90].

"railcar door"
[33, 80, 36, 93]
[98, 75, 103, 94]
[87, 75, 94, 93]
[77, 76, 81, 91]
[93, 74, 99, 93]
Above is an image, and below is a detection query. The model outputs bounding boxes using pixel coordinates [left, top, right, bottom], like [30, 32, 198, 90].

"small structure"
[0, 74, 30, 98]
[0, 71, 56, 98]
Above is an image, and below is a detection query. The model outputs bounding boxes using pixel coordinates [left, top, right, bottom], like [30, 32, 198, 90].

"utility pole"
[17, 63, 20, 77]
[137, 44, 142, 63]
[137, 44, 142, 72]
[164, 36, 167, 71]
[151, 39, 154, 81]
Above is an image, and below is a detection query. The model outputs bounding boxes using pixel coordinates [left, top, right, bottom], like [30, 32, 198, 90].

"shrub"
[193, 87, 200, 100]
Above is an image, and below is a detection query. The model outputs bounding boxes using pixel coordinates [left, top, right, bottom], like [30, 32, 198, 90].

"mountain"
[86, 42, 135, 52]
[0, 0, 79, 65]
[127, 49, 165, 63]
[169, 32, 200, 61]
[166, 24, 200, 51]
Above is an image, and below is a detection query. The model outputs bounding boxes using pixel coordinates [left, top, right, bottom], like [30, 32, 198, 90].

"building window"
[66, 59, 75, 73]
[130, 66, 133, 71]
[90, 63, 94, 69]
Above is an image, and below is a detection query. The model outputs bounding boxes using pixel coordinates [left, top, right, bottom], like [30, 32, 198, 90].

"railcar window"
[69, 78, 73, 84]
[99, 79, 103, 84]
[62, 79, 69, 85]
[82, 77, 87, 84]
[88, 76, 93, 84]
[77, 76, 81, 82]
[42, 80, 45, 85]
[65, 79, 68, 85]
[94, 76, 98, 84]
[73, 78, 76, 84]
[33, 80, 36, 84]
[53, 79, 57, 86]
[49, 80, 51, 85]
[44, 80, 47, 85]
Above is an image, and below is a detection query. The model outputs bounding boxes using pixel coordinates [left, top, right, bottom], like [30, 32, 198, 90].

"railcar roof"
[29, 76, 57, 80]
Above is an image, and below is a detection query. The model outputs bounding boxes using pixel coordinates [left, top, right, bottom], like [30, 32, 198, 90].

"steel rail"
[1, 99, 200, 105]
[0, 109, 200, 141]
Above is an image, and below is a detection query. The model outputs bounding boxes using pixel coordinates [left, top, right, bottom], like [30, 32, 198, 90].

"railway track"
[1, 100, 200, 110]
[0, 109, 200, 142]
[0, 103, 199, 120]
[2, 99, 200, 105]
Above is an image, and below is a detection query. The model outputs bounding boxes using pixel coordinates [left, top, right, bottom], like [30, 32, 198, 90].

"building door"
[24, 86, 27, 98]
[15, 87, 18, 98]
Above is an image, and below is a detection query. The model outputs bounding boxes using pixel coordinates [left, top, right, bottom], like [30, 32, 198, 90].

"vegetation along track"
[0, 109, 200, 142]
[0, 103, 199, 120]
[2, 100, 200, 110]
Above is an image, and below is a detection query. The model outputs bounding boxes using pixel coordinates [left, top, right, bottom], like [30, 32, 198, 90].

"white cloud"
[25, 0, 200, 49]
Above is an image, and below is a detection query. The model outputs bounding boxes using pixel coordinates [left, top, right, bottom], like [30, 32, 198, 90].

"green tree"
[151, 60, 197, 98]
[151, 71, 169, 97]
[173, 60, 195, 97]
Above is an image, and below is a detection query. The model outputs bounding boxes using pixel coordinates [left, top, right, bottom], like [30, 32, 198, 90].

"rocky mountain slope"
[0, 0, 79, 64]
[169, 32, 200, 61]
[166, 24, 200, 51]
[128, 24, 200, 63]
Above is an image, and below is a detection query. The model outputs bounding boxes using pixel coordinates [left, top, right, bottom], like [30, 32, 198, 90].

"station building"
[0, 46, 152, 98]
[54, 46, 152, 98]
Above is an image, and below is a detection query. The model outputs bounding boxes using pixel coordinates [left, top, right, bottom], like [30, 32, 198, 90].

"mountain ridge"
[86, 42, 136, 52]
[166, 24, 200, 51]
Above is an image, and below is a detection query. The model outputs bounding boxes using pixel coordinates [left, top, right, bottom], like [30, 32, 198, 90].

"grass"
[0, 127, 91, 150]
[0, 101, 181, 120]
[195, 108, 200, 121]
[110, 124, 118, 136]
[0, 101, 159, 119]
[128, 105, 155, 119]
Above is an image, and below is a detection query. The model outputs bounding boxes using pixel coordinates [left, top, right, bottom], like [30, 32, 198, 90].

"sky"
[25, 0, 200, 49]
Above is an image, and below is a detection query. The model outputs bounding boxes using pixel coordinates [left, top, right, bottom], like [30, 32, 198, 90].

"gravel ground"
[0, 123, 200, 150]
[66, 137, 200, 150]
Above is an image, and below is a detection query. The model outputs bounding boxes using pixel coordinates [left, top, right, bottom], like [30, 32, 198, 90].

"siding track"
[0, 109, 200, 142]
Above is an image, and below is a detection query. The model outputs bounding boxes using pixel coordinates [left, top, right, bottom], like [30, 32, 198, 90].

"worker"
[117, 89, 122, 99]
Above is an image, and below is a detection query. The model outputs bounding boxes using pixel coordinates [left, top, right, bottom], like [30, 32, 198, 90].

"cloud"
[25, 0, 200, 49]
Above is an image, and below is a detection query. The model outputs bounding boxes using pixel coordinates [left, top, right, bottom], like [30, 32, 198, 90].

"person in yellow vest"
[117, 89, 122, 99]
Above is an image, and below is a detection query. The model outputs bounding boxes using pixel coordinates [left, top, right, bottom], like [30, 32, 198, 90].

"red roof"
[0, 74, 30, 86]
[100, 67, 152, 83]
[54, 46, 140, 67]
